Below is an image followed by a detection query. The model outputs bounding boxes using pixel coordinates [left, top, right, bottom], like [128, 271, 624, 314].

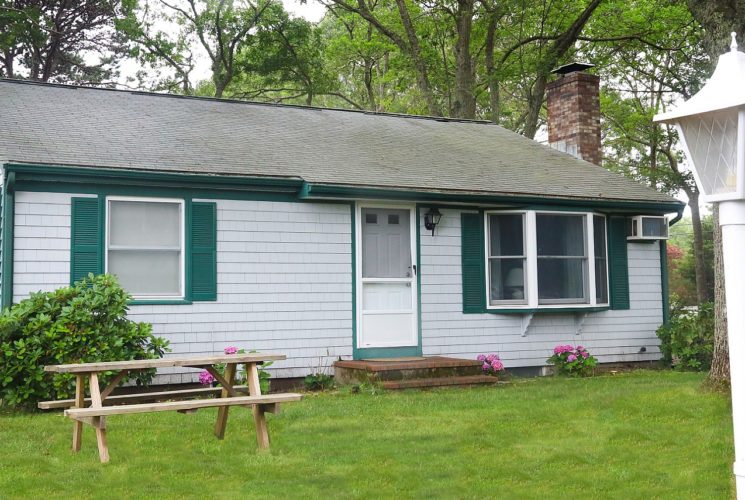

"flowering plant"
[547, 344, 597, 377]
[199, 345, 272, 392]
[477, 353, 505, 376]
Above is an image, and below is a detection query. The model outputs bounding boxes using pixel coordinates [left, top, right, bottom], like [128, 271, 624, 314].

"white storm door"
[358, 206, 418, 348]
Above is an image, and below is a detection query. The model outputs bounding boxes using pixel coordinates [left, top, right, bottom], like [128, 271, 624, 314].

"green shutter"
[461, 212, 486, 313]
[190, 202, 217, 301]
[607, 216, 630, 310]
[70, 197, 103, 284]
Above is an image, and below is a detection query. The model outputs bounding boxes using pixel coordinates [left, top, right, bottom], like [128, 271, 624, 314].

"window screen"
[536, 214, 588, 304]
[488, 213, 526, 303]
[107, 199, 183, 298]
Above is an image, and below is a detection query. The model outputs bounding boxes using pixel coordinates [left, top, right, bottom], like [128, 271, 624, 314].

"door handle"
[411, 264, 417, 276]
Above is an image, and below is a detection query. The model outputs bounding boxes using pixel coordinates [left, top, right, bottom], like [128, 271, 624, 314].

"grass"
[0, 370, 734, 499]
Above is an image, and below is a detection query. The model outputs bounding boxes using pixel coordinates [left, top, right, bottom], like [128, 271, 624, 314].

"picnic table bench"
[40, 353, 302, 463]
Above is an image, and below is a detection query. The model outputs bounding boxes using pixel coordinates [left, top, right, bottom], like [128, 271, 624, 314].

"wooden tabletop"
[44, 353, 286, 373]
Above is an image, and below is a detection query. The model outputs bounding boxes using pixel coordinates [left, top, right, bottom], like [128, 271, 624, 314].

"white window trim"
[484, 210, 610, 310]
[105, 196, 186, 300]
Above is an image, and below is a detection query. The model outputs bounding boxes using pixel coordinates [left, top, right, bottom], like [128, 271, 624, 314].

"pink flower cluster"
[477, 353, 505, 374]
[224, 346, 238, 355]
[552, 344, 590, 360]
[199, 370, 215, 385]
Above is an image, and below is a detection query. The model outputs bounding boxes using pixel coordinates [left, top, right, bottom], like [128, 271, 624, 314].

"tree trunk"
[708, 203, 730, 387]
[687, 189, 710, 304]
[393, 0, 441, 117]
[484, 13, 499, 123]
[452, 0, 476, 119]
[523, 74, 547, 139]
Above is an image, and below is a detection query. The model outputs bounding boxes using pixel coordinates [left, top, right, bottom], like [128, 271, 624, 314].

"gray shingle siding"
[14, 193, 663, 379]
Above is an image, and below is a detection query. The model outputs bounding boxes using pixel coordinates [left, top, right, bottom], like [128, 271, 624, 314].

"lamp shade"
[654, 33, 745, 202]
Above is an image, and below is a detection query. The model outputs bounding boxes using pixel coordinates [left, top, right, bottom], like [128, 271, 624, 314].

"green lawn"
[0, 371, 734, 499]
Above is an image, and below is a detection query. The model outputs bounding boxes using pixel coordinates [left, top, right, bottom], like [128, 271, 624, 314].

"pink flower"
[576, 345, 584, 351]
[567, 354, 577, 362]
[199, 370, 215, 385]
[581, 351, 589, 359]
[477, 354, 486, 362]
[491, 360, 504, 371]
[482, 363, 491, 372]
[224, 346, 238, 355]
[554, 344, 573, 355]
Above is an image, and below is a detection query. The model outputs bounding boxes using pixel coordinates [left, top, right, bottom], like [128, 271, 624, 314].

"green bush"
[0, 274, 169, 408]
[656, 301, 713, 371]
[304, 373, 335, 391]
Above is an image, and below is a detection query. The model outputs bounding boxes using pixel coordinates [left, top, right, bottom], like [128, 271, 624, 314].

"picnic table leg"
[89, 373, 110, 463]
[214, 363, 237, 439]
[72, 375, 85, 452]
[247, 363, 270, 450]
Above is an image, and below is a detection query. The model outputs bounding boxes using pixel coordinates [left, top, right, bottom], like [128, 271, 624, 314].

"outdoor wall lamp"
[655, 32, 745, 498]
[423, 207, 442, 236]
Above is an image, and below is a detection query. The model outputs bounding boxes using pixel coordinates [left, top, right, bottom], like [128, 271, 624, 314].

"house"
[0, 70, 683, 383]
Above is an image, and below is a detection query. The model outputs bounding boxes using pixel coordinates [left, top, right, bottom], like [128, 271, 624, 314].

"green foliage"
[303, 373, 335, 391]
[0, 274, 169, 408]
[657, 302, 714, 371]
[0, 0, 125, 83]
[677, 215, 715, 303]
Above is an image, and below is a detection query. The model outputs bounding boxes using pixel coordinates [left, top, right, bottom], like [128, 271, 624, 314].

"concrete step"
[381, 375, 503, 390]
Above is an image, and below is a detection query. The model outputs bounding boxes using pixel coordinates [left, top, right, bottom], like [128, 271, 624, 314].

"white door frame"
[355, 202, 419, 349]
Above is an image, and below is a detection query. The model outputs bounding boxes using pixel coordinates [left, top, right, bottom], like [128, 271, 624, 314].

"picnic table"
[40, 353, 302, 463]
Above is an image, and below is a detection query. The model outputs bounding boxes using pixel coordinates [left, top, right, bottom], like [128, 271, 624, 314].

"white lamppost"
[655, 33, 745, 497]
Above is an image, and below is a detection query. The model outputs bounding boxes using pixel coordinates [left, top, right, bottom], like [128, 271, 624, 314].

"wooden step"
[381, 375, 504, 390]
[334, 356, 485, 383]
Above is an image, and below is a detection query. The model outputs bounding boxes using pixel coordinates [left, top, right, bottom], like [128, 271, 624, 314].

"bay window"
[485, 210, 608, 309]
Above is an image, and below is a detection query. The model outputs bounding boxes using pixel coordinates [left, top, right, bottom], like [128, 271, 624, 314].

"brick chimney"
[546, 62, 602, 166]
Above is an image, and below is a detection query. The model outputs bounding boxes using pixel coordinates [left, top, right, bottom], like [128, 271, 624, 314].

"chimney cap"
[551, 62, 595, 75]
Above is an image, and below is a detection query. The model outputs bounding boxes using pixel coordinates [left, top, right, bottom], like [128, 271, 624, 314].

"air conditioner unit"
[628, 216, 669, 241]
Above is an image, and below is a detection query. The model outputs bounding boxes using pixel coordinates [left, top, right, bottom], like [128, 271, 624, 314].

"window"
[106, 197, 184, 299]
[488, 213, 526, 303]
[485, 210, 608, 309]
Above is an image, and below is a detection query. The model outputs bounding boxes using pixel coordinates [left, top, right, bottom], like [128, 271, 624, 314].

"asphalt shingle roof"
[0, 79, 679, 206]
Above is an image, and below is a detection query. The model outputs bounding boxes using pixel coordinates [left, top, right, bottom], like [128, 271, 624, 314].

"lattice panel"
[680, 110, 739, 195]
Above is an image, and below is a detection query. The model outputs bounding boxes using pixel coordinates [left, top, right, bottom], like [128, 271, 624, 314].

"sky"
[283, 0, 326, 22]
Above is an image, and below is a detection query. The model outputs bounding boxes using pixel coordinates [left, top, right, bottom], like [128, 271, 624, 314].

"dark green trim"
[6, 163, 304, 191]
[355, 346, 422, 359]
[184, 198, 193, 301]
[189, 201, 218, 301]
[5, 163, 684, 214]
[461, 211, 486, 314]
[70, 196, 104, 286]
[302, 183, 684, 214]
[659, 240, 670, 326]
[607, 216, 631, 310]
[1, 172, 15, 309]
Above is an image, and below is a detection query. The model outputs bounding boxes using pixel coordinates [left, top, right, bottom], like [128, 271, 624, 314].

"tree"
[233, 10, 343, 106]
[120, 0, 276, 97]
[684, 0, 741, 387]
[0, 0, 126, 84]
[589, 1, 712, 305]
